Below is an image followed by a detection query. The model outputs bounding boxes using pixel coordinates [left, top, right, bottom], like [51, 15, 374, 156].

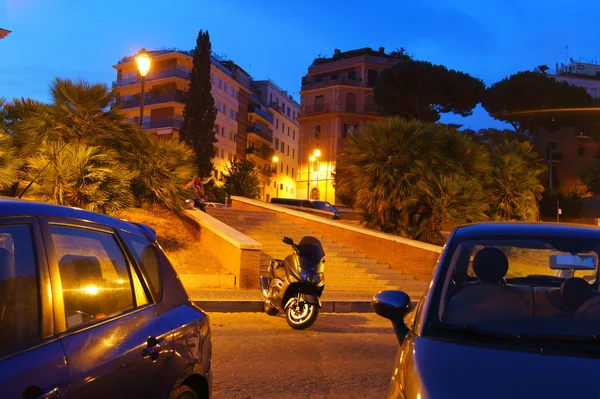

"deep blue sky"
[2, 0, 599, 129]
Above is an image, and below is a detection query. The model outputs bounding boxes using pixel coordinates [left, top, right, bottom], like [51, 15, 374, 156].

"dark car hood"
[399, 336, 600, 399]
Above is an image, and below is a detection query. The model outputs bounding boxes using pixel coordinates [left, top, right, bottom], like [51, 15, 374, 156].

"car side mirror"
[372, 290, 411, 344]
[282, 237, 294, 245]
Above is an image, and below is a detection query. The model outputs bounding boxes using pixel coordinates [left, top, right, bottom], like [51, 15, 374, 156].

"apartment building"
[297, 47, 404, 204]
[112, 49, 248, 181]
[251, 80, 300, 201]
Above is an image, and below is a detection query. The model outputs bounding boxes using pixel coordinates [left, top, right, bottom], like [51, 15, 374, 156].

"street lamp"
[135, 48, 151, 127]
[313, 149, 321, 200]
[308, 155, 316, 200]
[272, 156, 279, 197]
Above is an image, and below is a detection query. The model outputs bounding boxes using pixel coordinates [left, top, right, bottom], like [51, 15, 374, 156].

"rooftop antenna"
[565, 45, 570, 65]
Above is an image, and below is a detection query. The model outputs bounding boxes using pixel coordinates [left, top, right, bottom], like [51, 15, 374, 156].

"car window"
[120, 232, 162, 301]
[49, 225, 148, 330]
[0, 224, 39, 357]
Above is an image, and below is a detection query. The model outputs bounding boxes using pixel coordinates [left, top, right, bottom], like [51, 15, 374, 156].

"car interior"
[442, 243, 600, 327]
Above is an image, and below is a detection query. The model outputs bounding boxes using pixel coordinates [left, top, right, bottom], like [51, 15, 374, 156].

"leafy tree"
[179, 30, 218, 179]
[335, 117, 489, 241]
[464, 128, 533, 149]
[22, 142, 136, 214]
[374, 60, 485, 122]
[222, 159, 260, 199]
[580, 162, 600, 194]
[484, 140, 545, 221]
[482, 70, 594, 134]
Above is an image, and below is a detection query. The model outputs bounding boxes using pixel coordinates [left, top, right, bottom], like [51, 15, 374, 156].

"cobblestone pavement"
[209, 312, 398, 399]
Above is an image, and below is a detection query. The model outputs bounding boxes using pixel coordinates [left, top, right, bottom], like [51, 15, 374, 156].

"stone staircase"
[207, 208, 429, 297]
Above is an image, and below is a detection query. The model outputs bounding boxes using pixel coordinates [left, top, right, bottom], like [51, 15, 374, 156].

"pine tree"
[180, 30, 218, 179]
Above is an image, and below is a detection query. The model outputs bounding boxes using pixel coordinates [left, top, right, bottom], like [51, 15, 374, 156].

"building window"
[217, 79, 222, 88]
[220, 149, 225, 159]
[229, 109, 233, 118]
[276, 119, 279, 129]
[228, 152, 234, 162]
[343, 124, 357, 138]
[224, 82, 228, 92]
[292, 148, 295, 159]
[287, 145, 290, 156]
[578, 143, 586, 157]
[230, 88, 235, 97]
[314, 95, 324, 112]
[367, 69, 378, 87]
[292, 167, 295, 178]
[282, 122, 285, 133]
[291, 188, 294, 194]
[348, 70, 356, 80]
[287, 126, 290, 136]
[315, 125, 322, 140]
[222, 104, 226, 113]
[215, 124, 220, 134]
[280, 163, 283, 173]
[293, 130, 296, 140]
[286, 165, 289, 175]
[287, 106, 290, 117]
[281, 141, 285, 154]
[216, 101, 221, 110]
[293, 111, 296, 121]
[275, 138, 279, 150]
[222, 127, 225, 135]
[269, 93, 273, 105]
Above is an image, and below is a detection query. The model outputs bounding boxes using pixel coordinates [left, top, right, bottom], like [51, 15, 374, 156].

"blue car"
[0, 198, 211, 399]
[373, 222, 600, 399]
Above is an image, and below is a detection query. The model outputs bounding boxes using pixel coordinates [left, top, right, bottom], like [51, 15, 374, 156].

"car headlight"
[311, 273, 323, 284]
[299, 269, 310, 281]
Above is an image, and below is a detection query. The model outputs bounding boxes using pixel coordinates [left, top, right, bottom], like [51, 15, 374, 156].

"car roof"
[0, 197, 148, 236]
[454, 222, 600, 240]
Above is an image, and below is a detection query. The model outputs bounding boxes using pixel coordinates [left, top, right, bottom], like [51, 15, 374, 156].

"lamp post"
[308, 155, 316, 200]
[135, 48, 151, 127]
[272, 156, 279, 198]
[313, 149, 321, 200]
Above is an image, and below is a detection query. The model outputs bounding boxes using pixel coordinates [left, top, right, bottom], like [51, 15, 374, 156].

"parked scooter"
[260, 236, 325, 330]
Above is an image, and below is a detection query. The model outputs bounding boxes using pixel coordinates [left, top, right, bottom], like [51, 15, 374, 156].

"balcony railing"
[247, 122, 273, 143]
[270, 102, 286, 114]
[247, 144, 275, 161]
[143, 119, 182, 129]
[248, 105, 274, 124]
[302, 77, 364, 91]
[117, 91, 186, 109]
[113, 68, 191, 88]
[300, 103, 383, 117]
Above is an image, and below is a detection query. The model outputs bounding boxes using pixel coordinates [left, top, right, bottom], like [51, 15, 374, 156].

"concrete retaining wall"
[230, 197, 442, 282]
[184, 209, 262, 289]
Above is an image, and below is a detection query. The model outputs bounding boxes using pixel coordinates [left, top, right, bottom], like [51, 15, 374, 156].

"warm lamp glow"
[272, 155, 279, 163]
[83, 285, 99, 295]
[136, 49, 151, 77]
[310, 155, 316, 162]
[313, 149, 321, 157]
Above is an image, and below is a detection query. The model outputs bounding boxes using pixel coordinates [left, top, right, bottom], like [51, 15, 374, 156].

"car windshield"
[312, 201, 336, 213]
[431, 237, 600, 339]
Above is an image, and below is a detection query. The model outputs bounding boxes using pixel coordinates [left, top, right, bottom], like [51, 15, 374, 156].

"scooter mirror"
[282, 237, 294, 245]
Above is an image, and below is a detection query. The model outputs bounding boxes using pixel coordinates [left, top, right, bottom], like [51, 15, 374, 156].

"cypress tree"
[180, 30, 218, 179]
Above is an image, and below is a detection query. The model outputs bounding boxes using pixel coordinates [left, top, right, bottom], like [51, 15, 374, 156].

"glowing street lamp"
[313, 148, 321, 158]
[135, 48, 151, 126]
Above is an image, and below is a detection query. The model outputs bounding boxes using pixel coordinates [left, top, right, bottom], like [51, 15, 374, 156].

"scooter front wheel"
[286, 300, 318, 330]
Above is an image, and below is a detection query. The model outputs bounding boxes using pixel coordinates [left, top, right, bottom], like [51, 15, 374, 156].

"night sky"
[1, 0, 599, 129]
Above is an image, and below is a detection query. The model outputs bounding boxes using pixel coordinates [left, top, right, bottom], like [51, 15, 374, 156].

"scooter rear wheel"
[264, 301, 279, 316]
[285, 301, 318, 330]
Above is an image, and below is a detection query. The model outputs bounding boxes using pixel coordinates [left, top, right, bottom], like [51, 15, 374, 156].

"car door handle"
[142, 336, 166, 361]
[34, 386, 59, 399]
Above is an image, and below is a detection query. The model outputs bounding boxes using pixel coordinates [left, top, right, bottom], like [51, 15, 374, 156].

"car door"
[0, 218, 69, 399]
[41, 219, 175, 399]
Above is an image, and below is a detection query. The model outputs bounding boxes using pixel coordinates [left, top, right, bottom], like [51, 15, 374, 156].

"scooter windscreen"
[297, 236, 325, 272]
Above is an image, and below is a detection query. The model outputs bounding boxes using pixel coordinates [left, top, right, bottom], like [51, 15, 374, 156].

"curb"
[193, 300, 419, 313]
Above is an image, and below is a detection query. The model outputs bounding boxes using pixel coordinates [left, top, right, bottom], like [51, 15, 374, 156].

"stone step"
[325, 284, 427, 294]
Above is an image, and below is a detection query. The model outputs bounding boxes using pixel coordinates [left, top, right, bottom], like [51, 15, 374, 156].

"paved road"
[209, 312, 398, 399]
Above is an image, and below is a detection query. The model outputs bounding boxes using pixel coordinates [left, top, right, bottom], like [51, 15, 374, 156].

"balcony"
[248, 105, 274, 124]
[113, 68, 191, 88]
[301, 103, 330, 116]
[302, 77, 364, 91]
[143, 119, 182, 129]
[299, 102, 382, 117]
[247, 144, 275, 161]
[247, 122, 273, 143]
[117, 91, 186, 109]
[270, 102, 286, 114]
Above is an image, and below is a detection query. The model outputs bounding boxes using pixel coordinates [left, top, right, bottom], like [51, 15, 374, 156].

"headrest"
[561, 277, 592, 310]
[473, 247, 509, 284]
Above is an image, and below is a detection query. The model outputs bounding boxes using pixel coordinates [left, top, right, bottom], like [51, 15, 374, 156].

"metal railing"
[143, 119, 182, 129]
[301, 77, 364, 90]
[113, 68, 191, 88]
[247, 122, 273, 143]
[118, 91, 186, 109]
[248, 105, 274, 124]
[247, 144, 275, 161]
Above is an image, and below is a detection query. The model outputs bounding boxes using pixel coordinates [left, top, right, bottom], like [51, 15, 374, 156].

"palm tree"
[335, 117, 489, 241]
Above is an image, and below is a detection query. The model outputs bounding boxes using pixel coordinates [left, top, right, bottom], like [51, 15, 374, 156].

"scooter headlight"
[311, 273, 324, 284]
[299, 269, 310, 281]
